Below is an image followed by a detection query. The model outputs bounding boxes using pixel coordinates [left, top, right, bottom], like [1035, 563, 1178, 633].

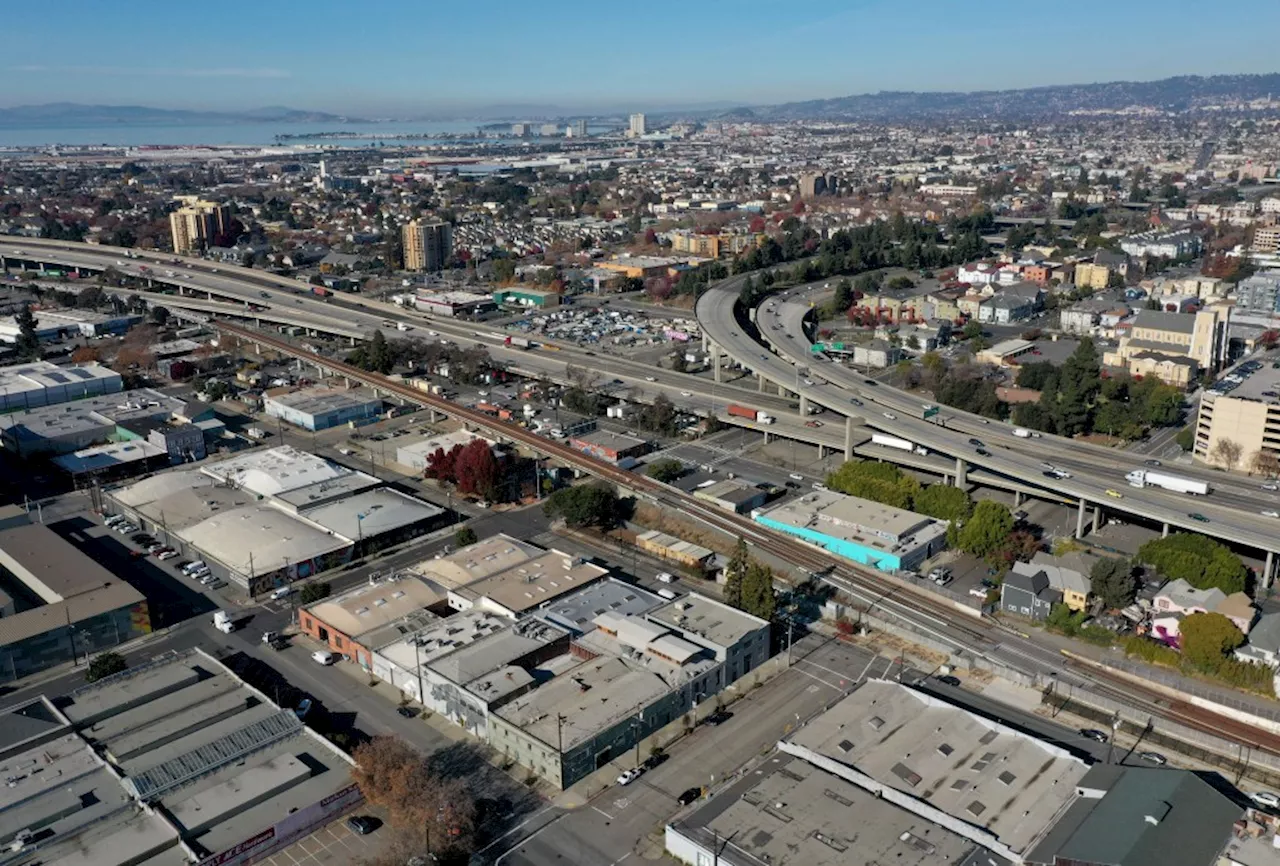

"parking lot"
[258, 812, 387, 866]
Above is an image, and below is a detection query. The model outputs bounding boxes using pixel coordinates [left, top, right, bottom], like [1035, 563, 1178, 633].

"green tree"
[832, 278, 853, 312]
[1137, 534, 1246, 594]
[14, 303, 40, 360]
[825, 460, 920, 509]
[645, 459, 684, 483]
[149, 305, 170, 326]
[1179, 612, 1244, 673]
[1175, 427, 1195, 452]
[961, 320, 983, 341]
[958, 501, 1014, 558]
[454, 526, 478, 547]
[299, 582, 332, 604]
[913, 485, 972, 521]
[741, 561, 776, 620]
[491, 258, 517, 283]
[724, 537, 748, 609]
[543, 484, 619, 529]
[85, 651, 127, 683]
[1090, 557, 1137, 609]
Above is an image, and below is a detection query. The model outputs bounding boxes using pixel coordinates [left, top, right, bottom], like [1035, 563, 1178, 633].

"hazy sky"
[8, 0, 1280, 115]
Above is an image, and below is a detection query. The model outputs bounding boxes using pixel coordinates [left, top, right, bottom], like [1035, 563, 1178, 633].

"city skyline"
[8, 0, 1280, 115]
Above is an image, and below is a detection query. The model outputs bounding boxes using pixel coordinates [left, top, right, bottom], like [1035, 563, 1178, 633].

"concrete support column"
[845, 416, 854, 461]
[1013, 491, 1023, 507]
[799, 395, 809, 417]
[1162, 522, 1170, 538]
[758, 374, 765, 392]
[428, 409, 439, 423]
[817, 444, 827, 459]
[1092, 505, 1102, 535]
[713, 344, 722, 384]
[1266, 551, 1275, 590]
[343, 376, 351, 388]
[1076, 499, 1087, 539]
[763, 431, 772, 445]
[954, 457, 967, 489]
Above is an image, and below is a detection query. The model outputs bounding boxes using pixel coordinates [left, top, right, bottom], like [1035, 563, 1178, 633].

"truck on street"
[213, 610, 235, 634]
[504, 335, 532, 349]
[871, 433, 928, 456]
[1125, 469, 1209, 495]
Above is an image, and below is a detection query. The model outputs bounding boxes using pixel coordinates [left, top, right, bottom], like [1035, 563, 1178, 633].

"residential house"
[957, 263, 999, 286]
[1235, 613, 1280, 668]
[851, 339, 902, 369]
[1152, 578, 1255, 637]
[1012, 551, 1093, 612]
[1000, 569, 1060, 621]
[977, 286, 1040, 324]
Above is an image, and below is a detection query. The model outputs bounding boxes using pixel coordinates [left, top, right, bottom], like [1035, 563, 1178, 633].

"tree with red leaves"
[454, 439, 499, 500]
[748, 216, 766, 233]
[424, 444, 464, 483]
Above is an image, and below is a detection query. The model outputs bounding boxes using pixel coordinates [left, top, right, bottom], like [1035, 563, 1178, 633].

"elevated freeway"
[696, 277, 1280, 581]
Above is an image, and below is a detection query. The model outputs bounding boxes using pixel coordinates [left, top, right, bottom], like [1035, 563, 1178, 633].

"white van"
[311, 650, 337, 666]
[657, 588, 678, 600]
[656, 572, 675, 584]
[271, 586, 292, 601]
[182, 560, 207, 574]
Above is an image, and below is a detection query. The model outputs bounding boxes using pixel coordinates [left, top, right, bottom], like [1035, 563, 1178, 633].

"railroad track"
[220, 321, 1280, 757]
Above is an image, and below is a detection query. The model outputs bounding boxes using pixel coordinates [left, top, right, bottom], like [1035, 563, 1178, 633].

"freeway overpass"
[696, 276, 1280, 584]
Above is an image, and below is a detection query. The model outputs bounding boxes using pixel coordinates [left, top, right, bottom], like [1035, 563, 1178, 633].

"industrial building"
[402, 218, 453, 271]
[444, 544, 611, 618]
[395, 429, 493, 473]
[0, 387, 216, 456]
[109, 446, 445, 595]
[753, 489, 947, 571]
[488, 591, 770, 788]
[414, 289, 495, 317]
[0, 511, 150, 683]
[0, 308, 141, 343]
[568, 429, 650, 464]
[692, 479, 769, 514]
[300, 573, 448, 668]
[264, 385, 383, 432]
[0, 648, 359, 866]
[0, 360, 122, 413]
[492, 287, 562, 309]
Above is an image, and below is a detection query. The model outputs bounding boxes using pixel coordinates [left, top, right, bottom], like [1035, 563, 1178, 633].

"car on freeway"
[616, 767, 644, 786]
[645, 376, 657, 382]
[1079, 728, 1109, 743]
[804, 420, 822, 428]
[849, 397, 863, 407]
[968, 438, 983, 447]
[864, 380, 877, 387]
[883, 412, 896, 420]
[346, 816, 378, 835]
[1264, 483, 1279, 491]
[680, 391, 692, 397]
[789, 473, 804, 480]
[1188, 512, 1210, 523]
[1138, 751, 1167, 765]
[976, 448, 991, 456]
[1264, 511, 1280, 519]
[1144, 459, 1162, 467]
[1252, 791, 1280, 809]
[1041, 462, 1055, 470]
[1105, 489, 1124, 499]
[677, 787, 702, 806]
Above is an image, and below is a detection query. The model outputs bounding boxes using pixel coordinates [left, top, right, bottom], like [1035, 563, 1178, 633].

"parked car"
[1079, 728, 1108, 743]
[677, 787, 702, 806]
[616, 767, 644, 786]
[1138, 751, 1167, 765]
[935, 674, 961, 687]
[396, 706, 419, 719]
[1252, 791, 1280, 809]
[156, 549, 178, 560]
[346, 816, 378, 835]
[703, 710, 732, 727]
[311, 650, 337, 666]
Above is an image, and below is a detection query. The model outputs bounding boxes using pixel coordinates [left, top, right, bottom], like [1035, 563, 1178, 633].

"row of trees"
[824, 460, 973, 521]
[1136, 533, 1247, 594]
[347, 330, 493, 384]
[723, 538, 777, 620]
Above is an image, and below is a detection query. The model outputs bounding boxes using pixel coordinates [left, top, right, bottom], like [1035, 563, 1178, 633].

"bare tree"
[1210, 437, 1242, 472]
[1250, 450, 1280, 479]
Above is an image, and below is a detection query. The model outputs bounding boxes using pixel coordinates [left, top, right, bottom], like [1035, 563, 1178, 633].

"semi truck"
[504, 335, 532, 349]
[1012, 428, 1041, 438]
[213, 610, 235, 634]
[727, 404, 774, 424]
[871, 433, 928, 456]
[1125, 469, 1209, 495]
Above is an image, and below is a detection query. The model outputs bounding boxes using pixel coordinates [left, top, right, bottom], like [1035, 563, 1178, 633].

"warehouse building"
[445, 545, 611, 618]
[0, 648, 359, 866]
[568, 428, 650, 464]
[692, 479, 769, 514]
[414, 289, 496, 317]
[109, 447, 445, 595]
[488, 591, 769, 788]
[0, 512, 150, 683]
[395, 429, 494, 473]
[0, 388, 215, 456]
[753, 489, 947, 571]
[264, 385, 383, 432]
[493, 287, 562, 309]
[300, 573, 448, 668]
[0, 360, 122, 413]
[0, 309, 141, 343]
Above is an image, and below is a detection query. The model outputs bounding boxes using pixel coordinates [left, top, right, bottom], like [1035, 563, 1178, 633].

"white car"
[157, 550, 179, 561]
[1263, 483, 1279, 491]
[1252, 791, 1280, 809]
[656, 572, 675, 584]
[883, 412, 896, 420]
[1263, 511, 1280, 519]
[311, 650, 337, 666]
[645, 376, 657, 382]
[680, 391, 692, 397]
[616, 767, 644, 786]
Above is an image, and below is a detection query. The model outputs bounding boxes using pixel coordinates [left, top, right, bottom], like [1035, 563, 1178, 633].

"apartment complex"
[1194, 365, 1280, 469]
[1102, 307, 1230, 387]
[667, 229, 763, 258]
[1235, 270, 1280, 314]
[628, 113, 646, 137]
[168, 195, 230, 254]
[402, 219, 452, 271]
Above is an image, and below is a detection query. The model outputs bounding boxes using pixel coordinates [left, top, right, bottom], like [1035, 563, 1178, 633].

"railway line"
[214, 320, 1280, 762]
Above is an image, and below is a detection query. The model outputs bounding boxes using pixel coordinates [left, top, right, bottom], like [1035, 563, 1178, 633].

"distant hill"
[0, 103, 366, 128]
[745, 73, 1280, 121]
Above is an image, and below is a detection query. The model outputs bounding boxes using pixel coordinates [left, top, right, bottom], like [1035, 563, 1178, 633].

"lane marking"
[788, 665, 841, 690]
[592, 805, 616, 820]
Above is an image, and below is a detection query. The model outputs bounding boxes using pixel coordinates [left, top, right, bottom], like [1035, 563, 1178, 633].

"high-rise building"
[628, 113, 646, 137]
[569, 119, 588, 138]
[799, 172, 827, 199]
[168, 196, 230, 254]
[402, 220, 452, 271]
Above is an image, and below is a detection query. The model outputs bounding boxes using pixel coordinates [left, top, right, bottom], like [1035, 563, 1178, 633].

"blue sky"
[9, 0, 1280, 115]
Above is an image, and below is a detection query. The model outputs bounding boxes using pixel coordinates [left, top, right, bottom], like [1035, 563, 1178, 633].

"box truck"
[1125, 469, 1209, 495]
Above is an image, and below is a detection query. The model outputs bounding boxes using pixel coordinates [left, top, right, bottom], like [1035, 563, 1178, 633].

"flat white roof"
[307, 574, 445, 640]
[201, 445, 353, 497]
[177, 503, 350, 575]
